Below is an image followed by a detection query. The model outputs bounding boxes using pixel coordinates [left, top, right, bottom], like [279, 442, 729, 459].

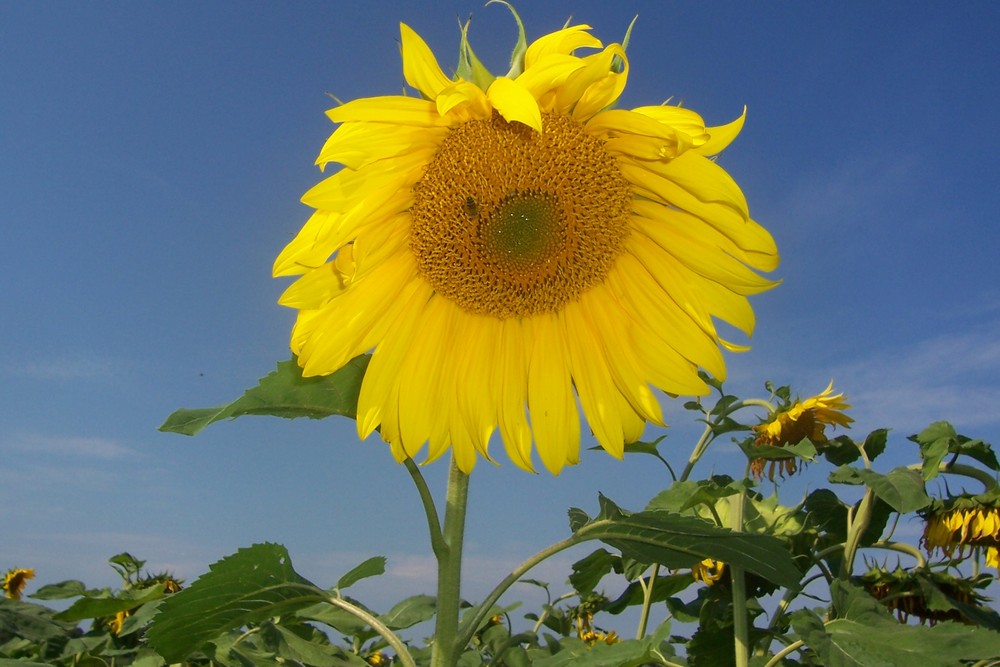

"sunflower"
[275, 12, 779, 474]
[751, 382, 852, 478]
[922, 496, 1000, 559]
[856, 565, 988, 625]
[692, 558, 726, 586]
[2, 567, 35, 600]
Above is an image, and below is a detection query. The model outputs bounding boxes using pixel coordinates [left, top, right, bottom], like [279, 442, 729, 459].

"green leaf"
[861, 429, 889, 461]
[679, 477, 744, 513]
[569, 548, 620, 595]
[146, 543, 326, 662]
[272, 624, 342, 667]
[603, 573, 693, 614]
[54, 584, 165, 622]
[530, 637, 657, 667]
[0, 660, 57, 667]
[29, 580, 90, 600]
[379, 594, 436, 630]
[791, 583, 1000, 666]
[159, 355, 370, 435]
[336, 556, 386, 591]
[739, 437, 817, 463]
[818, 434, 863, 466]
[829, 467, 931, 513]
[0, 599, 76, 643]
[572, 498, 801, 588]
[295, 600, 373, 637]
[804, 489, 848, 541]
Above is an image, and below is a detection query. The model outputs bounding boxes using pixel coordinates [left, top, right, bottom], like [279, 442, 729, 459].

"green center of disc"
[481, 191, 562, 271]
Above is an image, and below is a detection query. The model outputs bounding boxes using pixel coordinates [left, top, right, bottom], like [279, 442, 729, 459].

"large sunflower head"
[274, 10, 779, 474]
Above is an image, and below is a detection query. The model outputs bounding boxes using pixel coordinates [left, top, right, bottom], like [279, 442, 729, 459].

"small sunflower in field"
[1, 567, 35, 600]
[751, 382, 852, 479]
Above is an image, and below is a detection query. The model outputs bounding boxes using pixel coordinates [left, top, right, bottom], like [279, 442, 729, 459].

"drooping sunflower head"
[751, 382, 852, 478]
[692, 558, 726, 586]
[856, 565, 988, 625]
[921, 495, 1000, 558]
[2, 567, 35, 600]
[275, 9, 779, 474]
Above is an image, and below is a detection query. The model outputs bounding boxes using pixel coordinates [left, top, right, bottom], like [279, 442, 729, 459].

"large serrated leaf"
[572, 500, 801, 588]
[159, 355, 369, 435]
[828, 467, 931, 513]
[146, 543, 326, 662]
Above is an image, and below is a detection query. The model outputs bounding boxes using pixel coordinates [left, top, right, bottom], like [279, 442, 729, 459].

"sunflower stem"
[840, 488, 875, 580]
[729, 489, 750, 667]
[431, 457, 470, 667]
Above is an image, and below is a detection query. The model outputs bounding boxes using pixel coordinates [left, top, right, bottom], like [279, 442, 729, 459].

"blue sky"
[3, 1, 1000, 622]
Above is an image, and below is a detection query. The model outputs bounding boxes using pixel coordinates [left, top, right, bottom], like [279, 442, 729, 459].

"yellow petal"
[696, 107, 747, 156]
[580, 291, 664, 426]
[400, 23, 453, 99]
[514, 54, 586, 110]
[486, 77, 542, 132]
[356, 282, 434, 439]
[316, 122, 448, 171]
[524, 25, 601, 68]
[631, 201, 778, 289]
[527, 314, 580, 474]
[435, 80, 492, 120]
[563, 300, 628, 457]
[496, 318, 534, 472]
[571, 44, 629, 121]
[326, 96, 446, 126]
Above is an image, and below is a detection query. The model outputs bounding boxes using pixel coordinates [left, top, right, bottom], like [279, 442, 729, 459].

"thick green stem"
[431, 458, 470, 667]
[730, 490, 750, 667]
[841, 488, 875, 579]
[635, 563, 660, 639]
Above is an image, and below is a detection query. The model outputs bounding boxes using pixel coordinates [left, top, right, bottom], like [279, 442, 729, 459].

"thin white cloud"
[833, 323, 1000, 436]
[10, 356, 116, 381]
[5, 433, 134, 460]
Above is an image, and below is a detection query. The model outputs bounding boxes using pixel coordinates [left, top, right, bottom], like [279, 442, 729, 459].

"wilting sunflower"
[2, 567, 35, 600]
[751, 382, 852, 478]
[575, 612, 620, 647]
[922, 496, 1000, 559]
[692, 558, 726, 586]
[856, 565, 990, 625]
[275, 12, 779, 474]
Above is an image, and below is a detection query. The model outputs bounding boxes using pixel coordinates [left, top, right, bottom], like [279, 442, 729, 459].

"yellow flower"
[922, 501, 1000, 558]
[275, 13, 778, 474]
[2, 568, 35, 600]
[692, 558, 726, 585]
[986, 546, 999, 570]
[751, 382, 852, 478]
[367, 650, 390, 666]
[575, 613, 620, 646]
[109, 609, 132, 635]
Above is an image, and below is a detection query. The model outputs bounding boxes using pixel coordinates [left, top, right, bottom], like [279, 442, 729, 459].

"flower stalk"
[729, 489, 751, 667]
[431, 457, 471, 667]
